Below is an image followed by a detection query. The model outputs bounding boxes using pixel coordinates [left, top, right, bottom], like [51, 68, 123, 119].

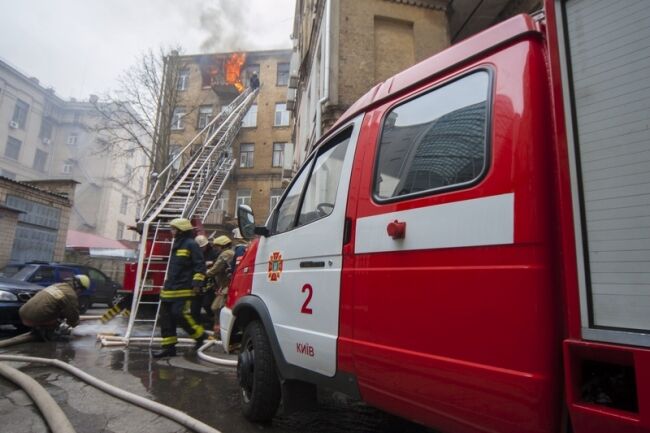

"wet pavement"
[0, 309, 435, 433]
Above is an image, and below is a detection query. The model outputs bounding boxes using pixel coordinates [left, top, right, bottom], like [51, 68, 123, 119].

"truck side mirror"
[238, 205, 266, 239]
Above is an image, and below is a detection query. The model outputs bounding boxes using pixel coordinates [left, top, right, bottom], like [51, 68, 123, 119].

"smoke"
[199, 1, 252, 52]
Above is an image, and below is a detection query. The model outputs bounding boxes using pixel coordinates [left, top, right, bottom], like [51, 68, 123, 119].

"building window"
[67, 133, 78, 146]
[245, 64, 260, 87]
[236, 189, 252, 212]
[117, 222, 125, 240]
[272, 142, 285, 168]
[5, 136, 21, 160]
[239, 143, 254, 168]
[216, 190, 230, 214]
[241, 104, 257, 128]
[12, 99, 29, 129]
[62, 159, 74, 174]
[171, 107, 186, 130]
[39, 119, 53, 143]
[374, 71, 490, 200]
[197, 105, 213, 129]
[274, 103, 290, 126]
[120, 194, 128, 214]
[277, 63, 290, 86]
[177, 68, 190, 91]
[32, 149, 48, 172]
[270, 188, 283, 211]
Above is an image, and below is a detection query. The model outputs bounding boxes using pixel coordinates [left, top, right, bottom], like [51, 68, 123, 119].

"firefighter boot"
[152, 346, 177, 358]
[193, 333, 207, 351]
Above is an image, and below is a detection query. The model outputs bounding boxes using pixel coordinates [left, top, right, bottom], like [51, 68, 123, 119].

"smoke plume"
[199, 1, 252, 52]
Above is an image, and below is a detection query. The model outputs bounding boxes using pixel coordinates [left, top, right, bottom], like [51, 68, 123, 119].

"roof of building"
[66, 230, 131, 250]
[0, 176, 73, 202]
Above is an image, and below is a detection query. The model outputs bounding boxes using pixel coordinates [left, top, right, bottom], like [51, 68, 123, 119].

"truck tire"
[238, 320, 281, 421]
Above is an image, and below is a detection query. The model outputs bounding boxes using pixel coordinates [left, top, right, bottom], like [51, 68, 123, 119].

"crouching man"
[19, 274, 90, 341]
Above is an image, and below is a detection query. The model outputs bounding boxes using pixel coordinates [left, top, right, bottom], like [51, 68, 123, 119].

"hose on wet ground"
[0, 354, 224, 433]
[197, 340, 237, 367]
[0, 331, 36, 348]
[0, 361, 77, 433]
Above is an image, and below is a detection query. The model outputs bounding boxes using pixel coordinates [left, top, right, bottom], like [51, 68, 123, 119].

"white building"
[0, 58, 149, 242]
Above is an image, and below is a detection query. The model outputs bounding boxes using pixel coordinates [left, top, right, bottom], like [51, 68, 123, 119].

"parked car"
[0, 276, 44, 330]
[4, 262, 121, 313]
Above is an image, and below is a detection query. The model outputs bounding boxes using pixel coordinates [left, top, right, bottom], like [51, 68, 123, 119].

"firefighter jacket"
[161, 233, 206, 301]
[207, 248, 235, 295]
[203, 245, 219, 291]
[19, 282, 80, 327]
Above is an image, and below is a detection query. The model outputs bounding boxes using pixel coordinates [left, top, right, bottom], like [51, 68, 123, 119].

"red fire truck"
[222, 1, 650, 432]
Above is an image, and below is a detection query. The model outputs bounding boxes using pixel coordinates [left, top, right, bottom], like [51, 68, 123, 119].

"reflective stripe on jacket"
[162, 233, 206, 301]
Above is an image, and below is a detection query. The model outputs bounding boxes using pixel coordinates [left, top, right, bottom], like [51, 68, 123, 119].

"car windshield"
[11, 265, 39, 281]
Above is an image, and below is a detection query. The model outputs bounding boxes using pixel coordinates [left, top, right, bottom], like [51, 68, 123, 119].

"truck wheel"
[238, 320, 281, 421]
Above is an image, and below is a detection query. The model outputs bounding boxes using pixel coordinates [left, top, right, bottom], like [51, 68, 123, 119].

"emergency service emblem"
[268, 251, 283, 282]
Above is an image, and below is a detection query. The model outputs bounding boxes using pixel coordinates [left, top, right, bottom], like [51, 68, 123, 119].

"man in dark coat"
[153, 218, 207, 358]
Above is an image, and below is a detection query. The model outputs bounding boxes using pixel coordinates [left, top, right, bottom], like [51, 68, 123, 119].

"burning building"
[164, 49, 292, 231]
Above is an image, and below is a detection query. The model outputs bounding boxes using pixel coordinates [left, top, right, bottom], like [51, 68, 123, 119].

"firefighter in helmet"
[153, 218, 207, 358]
[19, 274, 90, 341]
[191, 234, 219, 326]
[207, 235, 235, 335]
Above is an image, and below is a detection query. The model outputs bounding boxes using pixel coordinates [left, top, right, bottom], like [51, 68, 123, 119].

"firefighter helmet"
[169, 218, 193, 232]
[74, 274, 91, 290]
[195, 234, 209, 248]
[213, 235, 232, 247]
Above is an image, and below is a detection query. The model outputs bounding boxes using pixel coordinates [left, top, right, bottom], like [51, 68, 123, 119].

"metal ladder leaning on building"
[120, 87, 259, 344]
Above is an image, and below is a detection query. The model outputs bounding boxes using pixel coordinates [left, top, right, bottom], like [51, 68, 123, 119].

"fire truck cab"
[221, 2, 650, 432]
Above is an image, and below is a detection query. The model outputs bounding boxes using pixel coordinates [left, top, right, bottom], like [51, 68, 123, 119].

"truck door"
[252, 117, 362, 376]
[345, 61, 561, 433]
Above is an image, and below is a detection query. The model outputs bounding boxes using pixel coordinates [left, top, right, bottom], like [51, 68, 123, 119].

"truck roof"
[326, 13, 541, 139]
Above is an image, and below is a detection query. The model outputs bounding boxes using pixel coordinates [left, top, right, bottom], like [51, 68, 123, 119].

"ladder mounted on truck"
[118, 87, 258, 344]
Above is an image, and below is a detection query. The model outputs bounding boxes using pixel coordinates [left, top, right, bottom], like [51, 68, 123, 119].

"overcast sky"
[0, 0, 295, 100]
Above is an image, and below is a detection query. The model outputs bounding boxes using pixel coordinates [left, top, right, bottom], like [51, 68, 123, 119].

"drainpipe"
[316, 0, 331, 140]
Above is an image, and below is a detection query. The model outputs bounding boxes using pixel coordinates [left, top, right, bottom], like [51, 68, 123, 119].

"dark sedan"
[0, 276, 43, 330]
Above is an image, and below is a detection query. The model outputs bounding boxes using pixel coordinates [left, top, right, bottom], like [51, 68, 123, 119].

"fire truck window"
[274, 159, 312, 234]
[374, 71, 490, 200]
[297, 131, 351, 227]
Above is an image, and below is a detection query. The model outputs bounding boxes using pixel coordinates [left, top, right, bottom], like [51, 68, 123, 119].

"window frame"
[32, 149, 48, 172]
[239, 143, 255, 168]
[274, 102, 290, 127]
[171, 107, 186, 130]
[276, 62, 290, 86]
[241, 104, 258, 128]
[197, 105, 213, 129]
[12, 99, 29, 128]
[177, 68, 190, 91]
[268, 126, 353, 235]
[5, 136, 22, 160]
[371, 68, 494, 205]
[272, 142, 285, 168]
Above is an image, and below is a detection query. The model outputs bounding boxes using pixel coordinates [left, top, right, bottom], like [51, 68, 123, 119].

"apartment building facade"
[288, 0, 541, 168]
[168, 49, 293, 228]
[0, 58, 149, 242]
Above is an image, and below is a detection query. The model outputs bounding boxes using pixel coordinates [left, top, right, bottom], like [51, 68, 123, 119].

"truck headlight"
[0, 290, 18, 302]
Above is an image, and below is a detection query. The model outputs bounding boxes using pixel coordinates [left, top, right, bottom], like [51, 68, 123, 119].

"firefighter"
[191, 234, 219, 326]
[207, 235, 235, 335]
[249, 71, 260, 90]
[19, 274, 90, 341]
[153, 218, 207, 358]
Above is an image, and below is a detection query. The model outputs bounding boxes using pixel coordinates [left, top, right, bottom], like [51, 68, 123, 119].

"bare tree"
[91, 48, 198, 191]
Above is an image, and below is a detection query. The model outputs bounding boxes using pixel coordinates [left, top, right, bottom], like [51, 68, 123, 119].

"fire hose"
[0, 354, 224, 433]
[0, 361, 76, 433]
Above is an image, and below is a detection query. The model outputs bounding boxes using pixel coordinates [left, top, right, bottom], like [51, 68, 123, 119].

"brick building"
[166, 49, 293, 229]
[288, 0, 541, 168]
[0, 176, 76, 268]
